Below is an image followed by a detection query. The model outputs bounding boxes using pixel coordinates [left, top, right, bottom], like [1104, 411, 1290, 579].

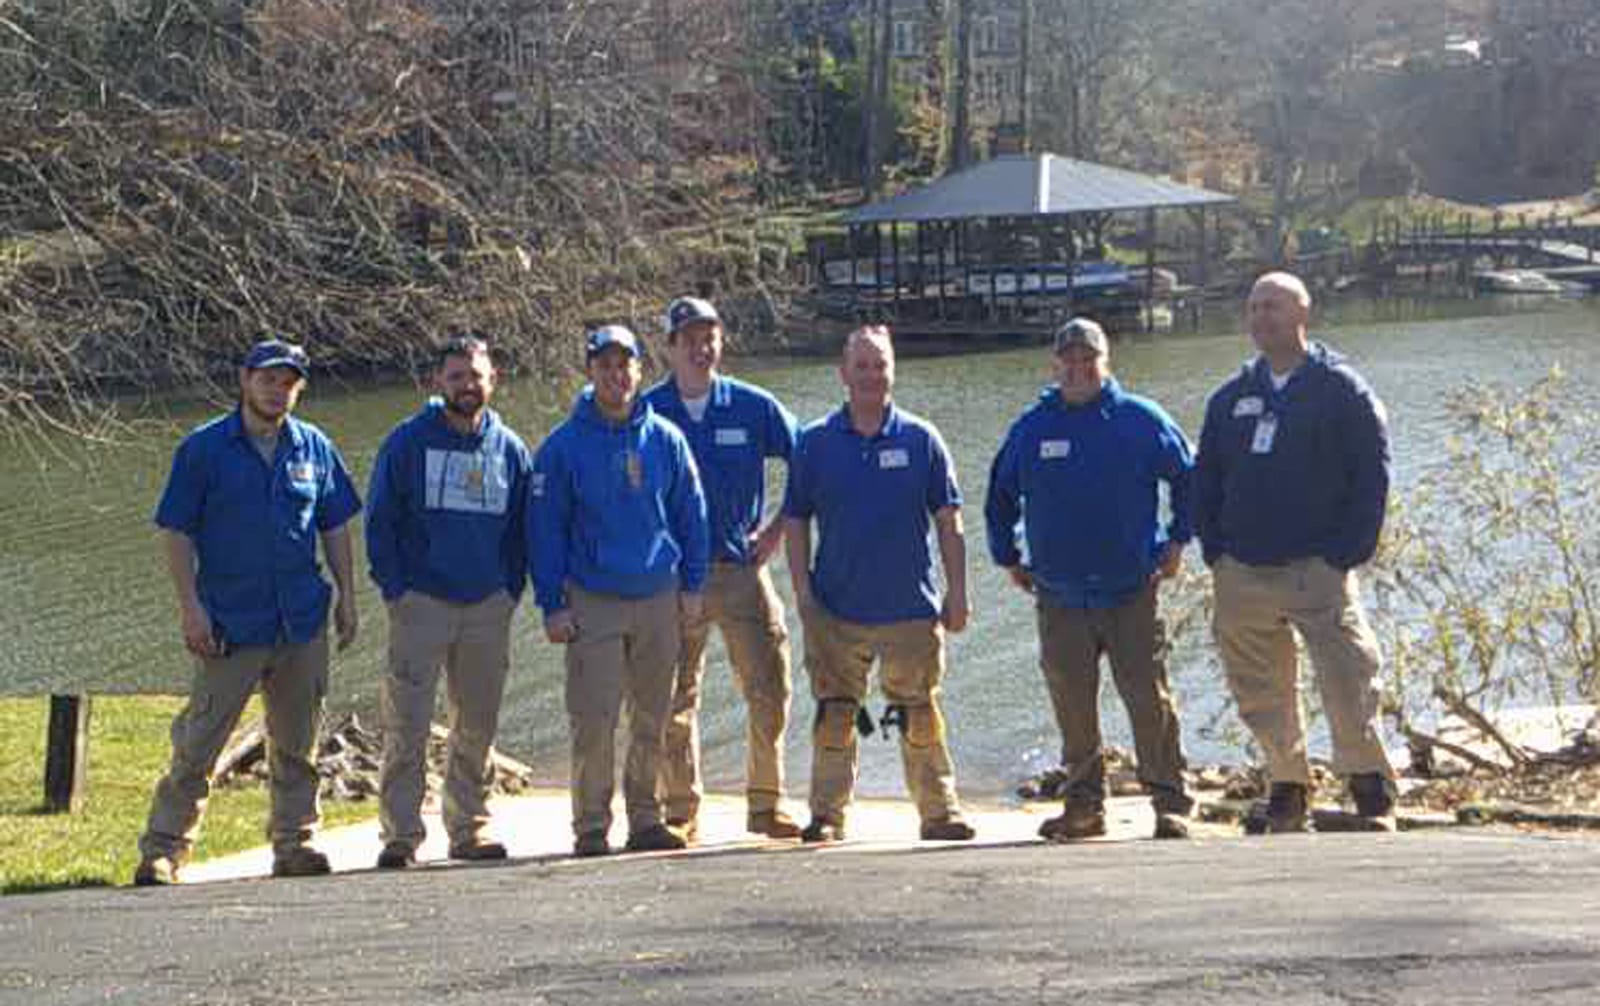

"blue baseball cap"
[665, 296, 720, 335]
[242, 339, 310, 377]
[586, 324, 640, 359]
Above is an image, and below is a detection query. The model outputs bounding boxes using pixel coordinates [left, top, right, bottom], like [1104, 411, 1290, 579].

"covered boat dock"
[814, 154, 1236, 337]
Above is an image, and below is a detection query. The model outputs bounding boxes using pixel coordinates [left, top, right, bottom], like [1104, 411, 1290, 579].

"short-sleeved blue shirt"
[154, 410, 362, 648]
[644, 375, 797, 565]
[783, 403, 961, 624]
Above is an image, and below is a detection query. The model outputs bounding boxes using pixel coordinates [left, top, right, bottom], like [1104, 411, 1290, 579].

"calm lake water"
[4, 294, 1598, 797]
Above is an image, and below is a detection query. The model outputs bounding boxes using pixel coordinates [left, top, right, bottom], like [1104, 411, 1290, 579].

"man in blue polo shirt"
[1195, 272, 1396, 834]
[135, 339, 361, 886]
[366, 334, 533, 869]
[986, 317, 1195, 842]
[644, 296, 802, 843]
[784, 325, 975, 843]
[529, 324, 710, 857]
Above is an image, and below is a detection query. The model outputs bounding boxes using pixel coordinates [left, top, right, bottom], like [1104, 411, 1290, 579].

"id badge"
[1250, 415, 1278, 455]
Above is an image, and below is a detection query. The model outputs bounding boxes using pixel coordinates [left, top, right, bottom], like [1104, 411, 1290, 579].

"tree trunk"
[950, 0, 973, 170]
[863, 0, 880, 195]
[1018, 0, 1032, 152]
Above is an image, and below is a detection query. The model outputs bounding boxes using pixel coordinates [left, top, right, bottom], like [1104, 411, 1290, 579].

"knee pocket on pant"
[904, 704, 945, 749]
[814, 700, 858, 749]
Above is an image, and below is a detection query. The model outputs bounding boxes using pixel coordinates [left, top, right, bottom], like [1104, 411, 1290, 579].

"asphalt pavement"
[3, 818, 1597, 1005]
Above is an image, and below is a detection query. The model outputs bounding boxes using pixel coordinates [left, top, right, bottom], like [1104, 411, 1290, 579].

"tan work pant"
[1212, 556, 1395, 785]
[139, 630, 328, 861]
[378, 590, 516, 851]
[661, 562, 792, 822]
[1037, 584, 1191, 813]
[800, 599, 962, 827]
[564, 585, 681, 838]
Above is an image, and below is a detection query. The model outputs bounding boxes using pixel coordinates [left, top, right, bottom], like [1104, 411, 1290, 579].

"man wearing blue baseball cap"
[528, 324, 710, 857]
[645, 296, 803, 843]
[134, 339, 362, 885]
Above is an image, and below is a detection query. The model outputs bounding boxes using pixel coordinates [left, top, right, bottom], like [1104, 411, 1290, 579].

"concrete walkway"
[183, 790, 1202, 882]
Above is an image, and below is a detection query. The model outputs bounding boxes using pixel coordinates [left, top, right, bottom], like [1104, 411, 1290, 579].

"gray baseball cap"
[585, 324, 640, 359]
[1053, 317, 1108, 356]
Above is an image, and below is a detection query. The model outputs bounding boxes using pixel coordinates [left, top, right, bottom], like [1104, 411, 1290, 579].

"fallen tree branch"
[1432, 685, 1529, 767]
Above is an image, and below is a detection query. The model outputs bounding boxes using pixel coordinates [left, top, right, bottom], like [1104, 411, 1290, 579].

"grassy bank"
[0, 696, 373, 895]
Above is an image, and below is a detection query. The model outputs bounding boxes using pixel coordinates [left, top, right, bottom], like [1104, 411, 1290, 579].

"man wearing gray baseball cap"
[985, 317, 1196, 841]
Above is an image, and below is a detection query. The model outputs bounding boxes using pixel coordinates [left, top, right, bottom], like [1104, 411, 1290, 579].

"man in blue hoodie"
[644, 297, 803, 843]
[986, 318, 1195, 841]
[1195, 272, 1396, 833]
[529, 325, 710, 857]
[366, 334, 533, 868]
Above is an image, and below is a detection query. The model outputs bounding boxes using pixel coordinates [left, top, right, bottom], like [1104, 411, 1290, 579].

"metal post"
[890, 221, 901, 319]
[44, 694, 91, 814]
[1144, 207, 1157, 333]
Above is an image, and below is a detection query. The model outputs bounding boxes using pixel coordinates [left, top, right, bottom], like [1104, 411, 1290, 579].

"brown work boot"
[1265, 782, 1311, 834]
[625, 823, 688, 852]
[920, 815, 977, 841]
[667, 817, 700, 846]
[800, 818, 846, 843]
[448, 839, 508, 862]
[271, 846, 332, 878]
[573, 831, 611, 858]
[132, 855, 179, 887]
[747, 809, 803, 839]
[1348, 773, 1398, 832]
[375, 842, 415, 870]
[1039, 803, 1106, 841]
[1153, 812, 1192, 840]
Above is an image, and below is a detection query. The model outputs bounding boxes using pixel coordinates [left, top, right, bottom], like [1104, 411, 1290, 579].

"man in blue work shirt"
[366, 334, 533, 869]
[784, 325, 975, 843]
[1195, 272, 1396, 834]
[644, 296, 803, 843]
[528, 324, 710, 857]
[986, 318, 1195, 842]
[135, 339, 361, 886]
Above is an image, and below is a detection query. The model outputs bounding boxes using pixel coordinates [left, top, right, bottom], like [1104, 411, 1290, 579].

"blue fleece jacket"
[527, 390, 709, 614]
[364, 401, 532, 604]
[985, 379, 1194, 609]
[1193, 342, 1390, 570]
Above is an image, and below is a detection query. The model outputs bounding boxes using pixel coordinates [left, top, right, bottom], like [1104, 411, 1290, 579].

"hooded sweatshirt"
[1193, 342, 1390, 570]
[365, 400, 532, 604]
[528, 390, 709, 614]
[985, 378, 1194, 609]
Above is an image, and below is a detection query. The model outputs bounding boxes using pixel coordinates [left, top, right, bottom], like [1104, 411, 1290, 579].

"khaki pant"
[661, 562, 792, 822]
[800, 599, 962, 826]
[1212, 556, 1395, 785]
[565, 584, 681, 838]
[139, 630, 328, 861]
[1037, 584, 1191, 813]
[379, 590, 516, 851]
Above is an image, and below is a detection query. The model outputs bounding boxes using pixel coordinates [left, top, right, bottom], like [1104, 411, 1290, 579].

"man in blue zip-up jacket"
[365, 335, 532, 869]
[986, 318, 1195, 841]
[1194, 272, 1397, 834]
[529, 324, 710, 857]
[644, 296, 803, 842]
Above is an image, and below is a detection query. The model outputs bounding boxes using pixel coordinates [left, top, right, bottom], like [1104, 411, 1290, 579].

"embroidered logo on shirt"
[1233, 396, 1265, 418]
[531, 471, 546, 498]
[1039, 439, 1071, 460]
[1250, 415, 1279, 455]
[714, 427, 750, 447]
[287, 462, 318, 484]
[878, 448, 910, 470]
[424, 449, 509, 514]
[625, 449, 644, 490]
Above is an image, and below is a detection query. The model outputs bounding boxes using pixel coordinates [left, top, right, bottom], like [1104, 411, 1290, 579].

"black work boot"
[1348, 773, 1398, 832]
[1265, 782, 1311, 834]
